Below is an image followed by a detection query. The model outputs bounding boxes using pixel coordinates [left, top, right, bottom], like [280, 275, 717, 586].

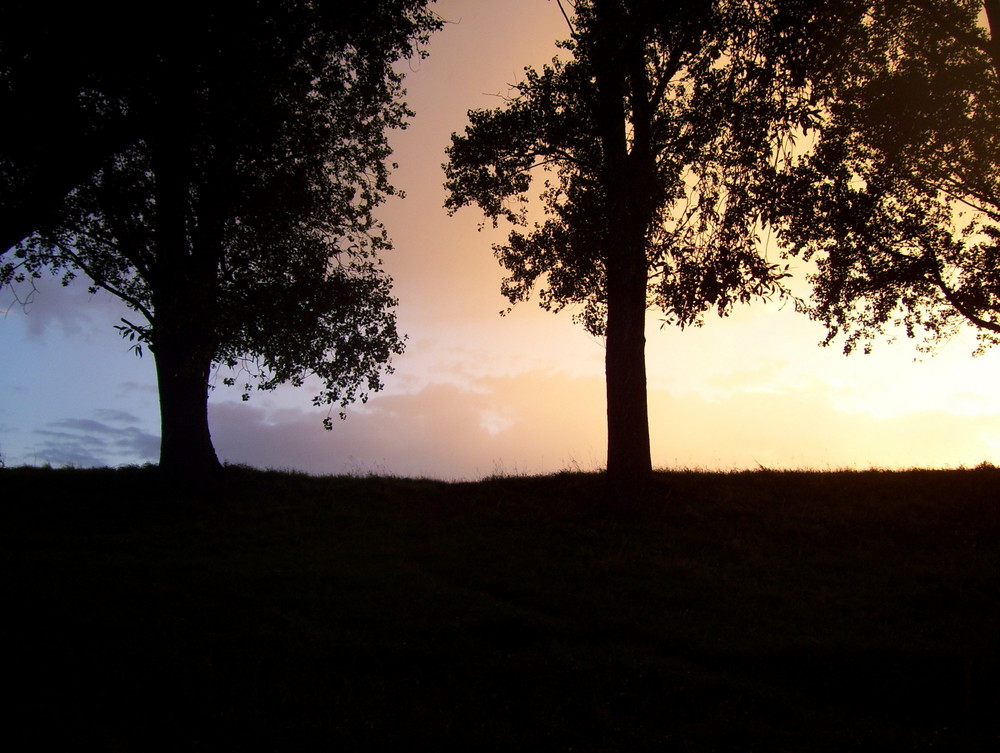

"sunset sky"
[3, 0, 1000, 479]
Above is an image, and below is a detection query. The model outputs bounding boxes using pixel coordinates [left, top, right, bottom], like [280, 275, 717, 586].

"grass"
[1, 465, 997, 751]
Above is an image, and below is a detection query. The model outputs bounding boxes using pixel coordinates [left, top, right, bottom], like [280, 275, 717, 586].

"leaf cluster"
[769, 0, 1000, 354]
[444, 0, 817, 335]
[1, 0, 440, 415]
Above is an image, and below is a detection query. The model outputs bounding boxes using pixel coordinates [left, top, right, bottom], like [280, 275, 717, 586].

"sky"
[3, 0, 1000, 479]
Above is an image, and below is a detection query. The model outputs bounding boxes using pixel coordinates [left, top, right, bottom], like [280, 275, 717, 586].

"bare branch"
[52, 242, 154, 323]
[554, 0, 575, 35]
[925, 242, 1000, 333]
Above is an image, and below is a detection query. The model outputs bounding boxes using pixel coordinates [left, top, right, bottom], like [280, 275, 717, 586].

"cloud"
[11, 362, 1000, 476]
[10, 346, 1000, 476]
[647, 387, 1000, 471]
[210, 373, 606, 479]
[210, 367, 1000, 479]
[116, 381, 159, 398]
[30, 411, 159, 467]
[1, 276, 135, 341]
[94, 408, 143, 424]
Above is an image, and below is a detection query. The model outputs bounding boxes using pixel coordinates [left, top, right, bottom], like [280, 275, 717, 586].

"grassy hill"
[1, 465, 997, 751]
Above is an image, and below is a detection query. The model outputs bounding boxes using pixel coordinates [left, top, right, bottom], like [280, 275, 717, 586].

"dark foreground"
[1, 465, 998, 751]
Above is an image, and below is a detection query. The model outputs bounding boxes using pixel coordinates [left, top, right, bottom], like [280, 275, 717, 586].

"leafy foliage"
[0, 4, 144, 256]
[444, 0, 812, 337]
[1, 1, 440, 420]
[769, 0, 1000, 354]
[444, 0, 831, 482]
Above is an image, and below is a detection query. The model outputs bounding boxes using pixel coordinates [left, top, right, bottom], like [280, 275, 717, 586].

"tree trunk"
[148, 72, 221, 478]
[604, 249, 652, 485]
[153, 335, 221, 476]
[592, 0, 654, 485]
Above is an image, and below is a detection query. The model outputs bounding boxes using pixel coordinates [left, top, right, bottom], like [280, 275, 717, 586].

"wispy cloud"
[211, 367, 1000, 479]
[210, 373, 605, 479]
[2, 277, 134, 341]
[30, 411, 159, 467]
[94, 408, 143, 424]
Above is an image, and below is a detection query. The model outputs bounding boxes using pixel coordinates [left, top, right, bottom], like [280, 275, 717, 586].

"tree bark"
[148, 72, 222, 478]
[592, 0, 654, 485]
[153, 338, 221, 476]
[604, 248, 652, 484]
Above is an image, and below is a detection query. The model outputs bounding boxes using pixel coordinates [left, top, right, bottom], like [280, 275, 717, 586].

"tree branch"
[914, 173, 1000, 222]
[53, 242, 154, 323]
[925, 243, 1000, 333]
[907, 0, 997, 68]
[984, 0, 1000, 82]
[555, 0, 575, 35]
[647, 30, 695, 113]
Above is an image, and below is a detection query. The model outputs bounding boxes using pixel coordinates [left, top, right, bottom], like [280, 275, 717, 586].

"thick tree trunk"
[592, 0, 654, 485]
[148, 73, 221, 479]
[154, 339, 220, 476]
[604, 249, 652, 485]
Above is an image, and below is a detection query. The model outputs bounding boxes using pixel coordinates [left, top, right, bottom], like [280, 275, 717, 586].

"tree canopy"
[1, 0, 441, 474]
[0, 4, 142, 256]
[444, 0, 815, 482]
[769, 0, 1000, 354]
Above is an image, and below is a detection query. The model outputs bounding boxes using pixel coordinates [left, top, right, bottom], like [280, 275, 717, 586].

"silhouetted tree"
[444, 0, 813, 484]
[0, 5, 152, 257]
[1, 1, 440, 475]
[769, 0, 1000, 354]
